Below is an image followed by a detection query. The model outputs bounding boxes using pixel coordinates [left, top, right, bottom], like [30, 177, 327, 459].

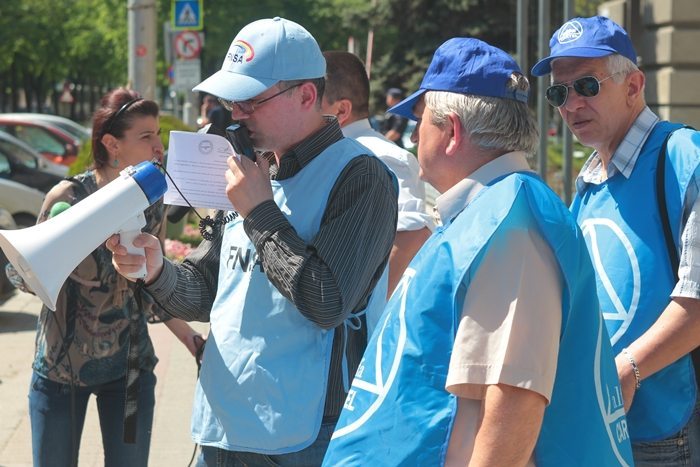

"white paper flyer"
[164, 130, 236, 211]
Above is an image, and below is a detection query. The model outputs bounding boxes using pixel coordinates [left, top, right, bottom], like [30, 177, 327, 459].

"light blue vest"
[324, 172, 633, 466]
[191, 138, 389, 454]
[571, 122, 700, 441]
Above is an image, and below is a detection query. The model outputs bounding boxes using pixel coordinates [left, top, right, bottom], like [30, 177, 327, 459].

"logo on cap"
[226, 40, 255, 65]
[558, 20, 583, 44]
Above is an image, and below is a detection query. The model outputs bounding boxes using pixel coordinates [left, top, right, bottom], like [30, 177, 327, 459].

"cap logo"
[226, 40, 255, 65]
[558, 20, 583, 44]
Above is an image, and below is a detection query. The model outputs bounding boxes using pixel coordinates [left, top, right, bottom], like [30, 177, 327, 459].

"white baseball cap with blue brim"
[193, 17, 326, 101]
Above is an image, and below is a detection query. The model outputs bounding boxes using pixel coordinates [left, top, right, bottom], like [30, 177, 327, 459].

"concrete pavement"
[0, 291, 209, 467]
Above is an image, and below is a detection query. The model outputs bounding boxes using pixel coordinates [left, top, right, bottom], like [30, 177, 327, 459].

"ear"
[101, 133, 119, 154]
[334, 99, 353, 126]
[444, 112, 463, 156]
[626, 70, 645, 105]
[298, 82, 319, 111]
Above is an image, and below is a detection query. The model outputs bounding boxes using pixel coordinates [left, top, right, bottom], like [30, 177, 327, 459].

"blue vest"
[571, 122, 700, 441]
[191, 138, 389, 454]
[324, 173, 633, 466]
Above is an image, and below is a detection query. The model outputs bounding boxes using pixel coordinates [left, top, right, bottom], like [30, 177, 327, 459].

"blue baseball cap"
[531, 16, 637, 76]
[193, 17, 326, 101]
[389, 38, 528, 121]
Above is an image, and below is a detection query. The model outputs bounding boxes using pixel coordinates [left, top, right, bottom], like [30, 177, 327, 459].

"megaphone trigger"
[118, 211, 148, 280]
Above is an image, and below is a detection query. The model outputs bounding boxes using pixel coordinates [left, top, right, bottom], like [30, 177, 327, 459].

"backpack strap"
[49, 177, 90, 373]
[654, 125, 700, 389]
[655, 130, 681, 283]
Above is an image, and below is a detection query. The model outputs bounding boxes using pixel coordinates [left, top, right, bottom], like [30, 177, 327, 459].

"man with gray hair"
[533, 15, 700, 464]
[324, 37, 632, 466]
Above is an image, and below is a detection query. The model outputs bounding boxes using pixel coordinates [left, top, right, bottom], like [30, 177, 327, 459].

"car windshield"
[0, 124, 66, 156]
[47, 120, 89, 141]
[0, 139, 38, 169]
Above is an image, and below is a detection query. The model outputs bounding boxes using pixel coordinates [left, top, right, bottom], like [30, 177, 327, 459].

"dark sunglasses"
[545, 74, 617, 108]
[218, 83, 303, 115]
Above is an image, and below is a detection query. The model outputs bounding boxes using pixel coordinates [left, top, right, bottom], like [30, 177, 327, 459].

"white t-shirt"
[342, 119, 434, 232]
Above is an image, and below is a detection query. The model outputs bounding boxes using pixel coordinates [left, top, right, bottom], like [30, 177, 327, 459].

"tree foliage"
[0, 0, 128, 116]
[0, 0, 604, 117]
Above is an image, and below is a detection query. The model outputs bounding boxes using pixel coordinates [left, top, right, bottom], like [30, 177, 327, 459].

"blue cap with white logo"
[531, 16, 637, 76]
[193, 17, 326, 101]
[389, 38, 528, 121]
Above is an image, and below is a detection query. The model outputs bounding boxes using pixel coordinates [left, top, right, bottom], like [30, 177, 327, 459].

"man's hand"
[106, 232, 164, 284]
[163, 318, 205, 358]
[224, 154, 272, 217]
[615, 352, 638, 412]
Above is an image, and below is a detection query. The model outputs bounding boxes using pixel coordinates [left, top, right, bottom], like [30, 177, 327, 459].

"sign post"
[171, 0, 204, 125]
[172, 0, 203, 31]
[174, 30, 202, 60]
[128, 0, 157, 99]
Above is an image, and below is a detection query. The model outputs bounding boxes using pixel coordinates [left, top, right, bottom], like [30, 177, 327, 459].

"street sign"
[172, 0, 203, 31]
[174, 31, 202, 59]
[174, 58, 201, 90]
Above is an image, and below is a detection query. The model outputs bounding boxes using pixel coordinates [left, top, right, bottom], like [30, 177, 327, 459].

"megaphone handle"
[119, 212, 148, 279]
[120, 230, 147, 279]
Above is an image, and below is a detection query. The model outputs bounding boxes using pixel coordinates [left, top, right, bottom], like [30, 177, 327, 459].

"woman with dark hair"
[8, 87, 202, 467]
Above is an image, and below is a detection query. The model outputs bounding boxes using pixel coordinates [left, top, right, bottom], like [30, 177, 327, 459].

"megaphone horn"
[0, 161, 167, 311]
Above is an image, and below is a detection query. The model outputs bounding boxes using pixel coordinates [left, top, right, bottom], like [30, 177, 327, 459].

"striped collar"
[575, 106, 658, 194]
[272, 116, 344, 180]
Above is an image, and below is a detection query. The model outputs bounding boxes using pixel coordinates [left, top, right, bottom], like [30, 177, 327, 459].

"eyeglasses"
[218, 83, 303, 115]
[545, 74, 618, 108]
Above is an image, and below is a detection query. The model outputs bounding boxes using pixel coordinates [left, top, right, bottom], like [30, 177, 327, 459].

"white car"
[0, 178, 45, 228]
[0, 207, 17, 301]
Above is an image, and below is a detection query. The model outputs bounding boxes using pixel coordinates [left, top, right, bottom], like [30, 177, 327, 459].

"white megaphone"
[0, 161, 167, 311]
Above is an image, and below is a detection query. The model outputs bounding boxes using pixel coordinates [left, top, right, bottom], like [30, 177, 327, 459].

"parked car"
[0, 131, 68, 177]
[0, 207, 17, 301]
[0, 117, 81, 167]
[0, 135, 63, 193]
[0, 113, 90, 142]
[0, 178, 46, 227]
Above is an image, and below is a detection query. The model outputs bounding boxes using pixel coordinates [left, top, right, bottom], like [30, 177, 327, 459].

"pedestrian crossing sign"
[172, 0, 203, 31]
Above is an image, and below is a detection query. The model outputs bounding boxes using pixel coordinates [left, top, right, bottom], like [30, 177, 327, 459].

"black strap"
[654, 126, 700, 389]
[50, 178, 89, 372]
[655, 131, 680, 283]
[123, 280, 145, 444]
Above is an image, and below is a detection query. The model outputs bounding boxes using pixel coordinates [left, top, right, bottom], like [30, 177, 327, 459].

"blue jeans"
[196, 421, 336, 467]
[28, 370, 156, 467]
[633, 400, 700, 466]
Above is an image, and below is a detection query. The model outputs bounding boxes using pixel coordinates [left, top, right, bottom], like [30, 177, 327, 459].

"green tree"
[0, 0, 129, 116]
[0, 0, 606, 118]
[64, 0, 129, 120]
[188, 0, 359, 85]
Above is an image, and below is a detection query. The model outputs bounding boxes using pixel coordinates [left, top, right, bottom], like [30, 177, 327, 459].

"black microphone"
[225, 124, 256, 162]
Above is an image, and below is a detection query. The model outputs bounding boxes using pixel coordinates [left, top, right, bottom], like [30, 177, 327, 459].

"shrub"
[179, 222, 203, 247]
[164, 238, 193, 262]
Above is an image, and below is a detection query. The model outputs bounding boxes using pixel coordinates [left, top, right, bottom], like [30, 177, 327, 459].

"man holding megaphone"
[109, 17, 398, 466]
[4, 88, 202, 467]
